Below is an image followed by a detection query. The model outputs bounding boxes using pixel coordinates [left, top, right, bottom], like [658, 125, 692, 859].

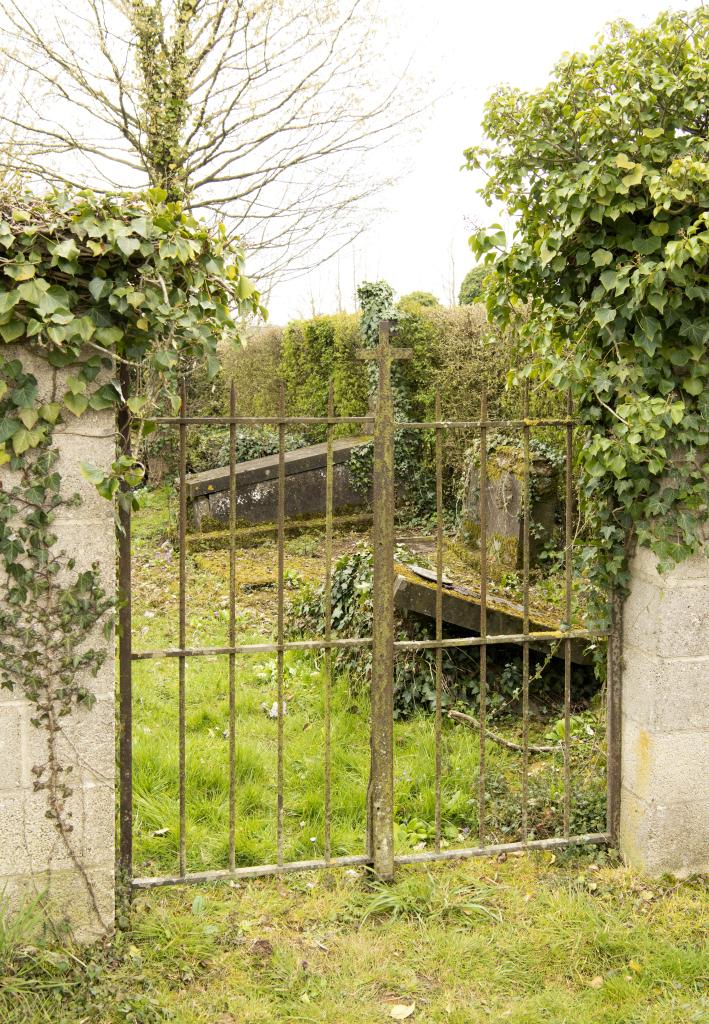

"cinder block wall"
[620, 539, 709, 877]
[0, 354, 115, 939]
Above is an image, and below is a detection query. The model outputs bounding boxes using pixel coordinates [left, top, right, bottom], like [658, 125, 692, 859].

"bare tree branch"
[0, 0, 425, 287]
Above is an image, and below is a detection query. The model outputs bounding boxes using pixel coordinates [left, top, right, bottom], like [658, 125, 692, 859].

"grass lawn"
[2, 855, 707, 1023]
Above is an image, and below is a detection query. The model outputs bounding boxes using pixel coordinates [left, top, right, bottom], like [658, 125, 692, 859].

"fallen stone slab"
[186, 437, 371, 530]
[393, 564, 593, 665]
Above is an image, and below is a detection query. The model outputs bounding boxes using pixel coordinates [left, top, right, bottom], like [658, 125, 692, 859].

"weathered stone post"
[0, 354, 116, 939]
[619, 535, 709, 877]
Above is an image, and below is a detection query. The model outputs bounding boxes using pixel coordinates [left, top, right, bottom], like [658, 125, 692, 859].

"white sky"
[267, 0, 698, 323]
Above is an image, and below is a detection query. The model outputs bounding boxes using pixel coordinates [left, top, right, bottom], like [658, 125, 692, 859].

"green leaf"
[0, 319, 25, 342]
[63, 392, 89, 416]
[0, 291, 19, 316]
[592, 249, 613, 267]
[65, 376, 87, 396]
[117, 236, 141, 257]
[39, 402, 62, 423]
[51, 238, 80, 262]
[89, 277, 109, 301]
[95, 326, 123, 345]
[4, 262, 36, 281]
[153, 350, 177, 370]
[683, 377, 703, 396]
[594, 307, 616, 328]
[12, 425, 43, 454]
[18, 407, 38, 429]
[0, 417, 19, 443]
[622, 164, 645, 187]
[80, 462, 106, 486]
[615, 153, 635, 169]
[126, 395, 148, 414]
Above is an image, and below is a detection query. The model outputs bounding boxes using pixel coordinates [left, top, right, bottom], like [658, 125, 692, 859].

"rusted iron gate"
[117, 321, 621, 895]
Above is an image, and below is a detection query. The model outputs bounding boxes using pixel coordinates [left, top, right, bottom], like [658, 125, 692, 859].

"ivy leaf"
[39, 402, 62, 424]
[51, 238, 80, 262]
[0, 320, 25, 343]
[126, 395, 148, 414]
[12, 426, 44, 454]
[63, 392, 90, 417]
[594, 307, 616, 328]
[18, 407, 39, 429]
[4, 262, 36, 281]
[592, 249, 613, 267]
[0, 291, 19, 316]
[153, 350, 178, 370]
[89, 277, 109, 301]
[0, 417, 19, 444]
[621, 164, 646, 187]
[117, 236, 141, 257]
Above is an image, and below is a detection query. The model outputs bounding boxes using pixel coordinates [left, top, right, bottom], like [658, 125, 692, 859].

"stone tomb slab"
[393, 565, 592, 665]
[186, 437, 370, 529]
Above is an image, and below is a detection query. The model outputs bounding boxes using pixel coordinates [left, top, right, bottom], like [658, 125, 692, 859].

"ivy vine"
[467, 9, 708, 621]
[0, 185, 262, 918]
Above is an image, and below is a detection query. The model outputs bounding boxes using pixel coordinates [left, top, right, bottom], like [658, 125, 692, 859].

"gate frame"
[116, 321, 619, 900]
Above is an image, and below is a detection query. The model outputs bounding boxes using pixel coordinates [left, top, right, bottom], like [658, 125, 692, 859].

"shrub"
[220, 324, 283, 417]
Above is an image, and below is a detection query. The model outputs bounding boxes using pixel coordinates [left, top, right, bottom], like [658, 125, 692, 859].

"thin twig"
[448, 710, 557, 754]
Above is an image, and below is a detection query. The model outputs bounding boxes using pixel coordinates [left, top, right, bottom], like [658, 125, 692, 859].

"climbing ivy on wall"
[467, 8, 709, 614]
[0, 185, 262, 914]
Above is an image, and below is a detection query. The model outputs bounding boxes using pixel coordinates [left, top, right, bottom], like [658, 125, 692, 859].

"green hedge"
[278, 303, 562, 485]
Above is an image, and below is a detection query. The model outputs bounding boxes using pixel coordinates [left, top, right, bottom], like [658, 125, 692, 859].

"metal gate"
[117, 321, 620, 897]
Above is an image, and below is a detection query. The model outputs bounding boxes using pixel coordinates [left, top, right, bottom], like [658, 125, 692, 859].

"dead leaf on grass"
[390, 1004, 415, 1019]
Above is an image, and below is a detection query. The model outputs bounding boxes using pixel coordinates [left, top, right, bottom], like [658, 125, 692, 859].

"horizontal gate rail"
[131, 629, 605, 660]
[118, 319, 617, 895]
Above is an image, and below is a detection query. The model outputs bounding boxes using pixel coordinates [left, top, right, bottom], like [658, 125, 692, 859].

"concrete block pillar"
[0, 354, 116, 939]
[620, 540, 709, 877]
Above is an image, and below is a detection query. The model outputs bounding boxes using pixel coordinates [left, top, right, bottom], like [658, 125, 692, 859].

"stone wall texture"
[620, 538, 709, 877]
[0, 353, 115, 939]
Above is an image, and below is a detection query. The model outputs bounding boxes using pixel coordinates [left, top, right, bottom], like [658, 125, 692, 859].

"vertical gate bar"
[228, 382, 237, 872]
[478, 389, 488, 846]
[606, 590, 623, 843]
[434, 391, 443, 853]
[563, 390, 573, 838]
[117, 364, 133, 902]
[324, 383, 334, 862]
[178, 380, 187, 877]
[521, 384, 530, 843]
[276, 382, 286, 866]
[368, 320, 396, 881]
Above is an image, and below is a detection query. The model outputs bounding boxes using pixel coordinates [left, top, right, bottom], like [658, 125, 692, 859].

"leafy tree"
[0, 0, 418, 283]
[467, 8, 708, 607]
[458, 266, 487, 305]
[400, 290, 440, 308]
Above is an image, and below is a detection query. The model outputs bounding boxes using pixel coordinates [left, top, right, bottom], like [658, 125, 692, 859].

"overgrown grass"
[130, 488, 606, 879]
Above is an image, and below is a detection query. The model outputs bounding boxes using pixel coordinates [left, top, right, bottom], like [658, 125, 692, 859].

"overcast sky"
[267, 0, 698, 323]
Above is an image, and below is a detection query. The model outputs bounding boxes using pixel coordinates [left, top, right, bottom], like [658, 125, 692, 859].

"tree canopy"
[458, 266, 487, 305]
[467, 8, 708, 600]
